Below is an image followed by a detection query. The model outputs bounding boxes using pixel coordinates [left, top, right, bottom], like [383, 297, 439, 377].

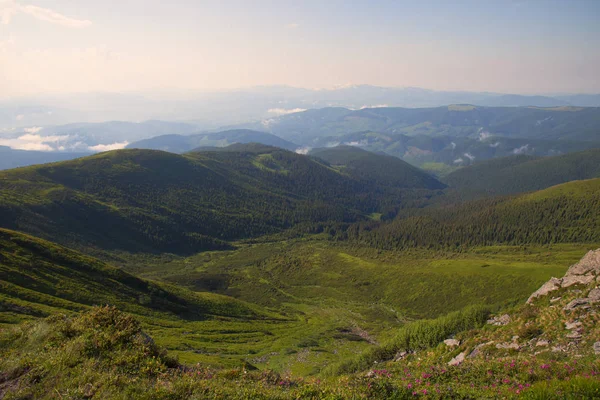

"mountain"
[128, 129, 298, 153]
[310, 146, 445, 190]
[0, 227, 262, 323]
[344, 178, 600, 250]
[0, 147, 442, 255]
[0, 146, 89, 170]
[309, 131, 595, 169]
[239, 105, 600, 145]
[443, 149, 600, 197]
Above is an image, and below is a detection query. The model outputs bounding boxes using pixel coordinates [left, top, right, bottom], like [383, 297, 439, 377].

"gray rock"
[561, 275, 595, 288]
[393, 351, 408, 361]
[487, 314, 511, 326]
[528, 278, 562, 303]
[550, 297, 562, 303]
[565, 321, 582, 330]
[564, 298, 591, 311]
[448, 352, 466, 366]
[536, 340, 549, 347]
[566, 332, 582, 340]
[565, 250, 600, 276]
[588, 288, 600, 301]
[496, 342, 520, 350]
[593, 342, 600, 355]
[444, 339, 460, 348]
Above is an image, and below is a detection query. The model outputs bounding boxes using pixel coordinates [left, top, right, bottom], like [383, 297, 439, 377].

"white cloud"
[285, 23, 300, 29]
[489, 142, 500, 148]
[450, 142, 456, 149]
[267, 108, 307, 115]
[88, 141, 129, 152]
[453, 157, 464, 164]
[23, 126, 42, 133]
[360, 104, 388, 109]
[464, 152, 475, 161]
[295, 146, 311, 155]
[15, 114, 24, 121]
[0, 133, 69, 151]
[0, 1, 91, 28]
[512, 144, 530, 154]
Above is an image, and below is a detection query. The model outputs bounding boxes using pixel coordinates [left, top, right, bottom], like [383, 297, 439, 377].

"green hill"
[344, 178, 600, 250]
[0, 147, 443, 255]
[0, 228, 262, 324]
[128, 129, 298, 153]
[310, 146, 445, 190]
[443, 149, 600, 197]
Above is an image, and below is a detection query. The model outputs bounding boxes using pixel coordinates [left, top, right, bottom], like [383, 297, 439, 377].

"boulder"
[448, 352, 466, 366]
[588, 288, 600, 301]
[444, 339, 460, 348]
[565, 250, 600, 276]
[564, 298, 591, 311]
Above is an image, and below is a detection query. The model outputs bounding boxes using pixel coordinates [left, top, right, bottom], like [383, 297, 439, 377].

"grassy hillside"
[0, 147, 443, 255]
[343, 179, 600, 250]
[443, 149, 600, 197]
[310, 146, 445, 190]
[0, 228, 262, 325]
[244, 105, 600, 144]
[128, 129, 298, 153]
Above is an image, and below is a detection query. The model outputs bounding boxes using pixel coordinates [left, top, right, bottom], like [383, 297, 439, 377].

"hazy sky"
[1, 0, 599, 97]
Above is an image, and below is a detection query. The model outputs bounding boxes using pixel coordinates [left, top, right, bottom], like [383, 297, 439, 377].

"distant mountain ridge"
[128, 129, 298, 153]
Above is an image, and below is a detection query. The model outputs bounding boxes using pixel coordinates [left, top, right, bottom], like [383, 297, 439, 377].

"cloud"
[0, 133, 69, 151]
[23, 126, 42, 133]
[512, 144, 530, 154]
[267, 108, 307, 115]
[15, 114, 24, 121]
[285, 23, 300, 29]
[464, 152, 475, 161]
[453, 157, 464, 164]
[360, 104, 388, 109]
[88, 142, 129, 152]
[0, 1, 91, 28]
[295, 146, 311, 155]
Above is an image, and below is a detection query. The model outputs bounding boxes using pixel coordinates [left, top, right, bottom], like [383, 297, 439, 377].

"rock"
[444, 339, 460, 348]
[550, 297, 562, 303]
[564, 298, 591, 311]
[588, 288, 600, 301]
[496, 342, 520, 350]
[448, 352, 466, 366]
[561, 275, 595, 288]
[552, 346, 566, 352]
[593, 342, 600, 355]
[565, 250, 600, 276]
[565, 321, 582, 330]
[566, 332, 582, 340]
[487, 314, 511, 326]
[393, 351, 408, 361]
[527, 249, 600, 304]
[536, 340, 549, 347]
[527, 278, 562, 303]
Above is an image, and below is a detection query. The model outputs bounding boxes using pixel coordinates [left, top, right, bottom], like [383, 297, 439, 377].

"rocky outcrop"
[448, 352, 466, 366]
[527, 249, 600, 303]
[487, 314, 511, 326]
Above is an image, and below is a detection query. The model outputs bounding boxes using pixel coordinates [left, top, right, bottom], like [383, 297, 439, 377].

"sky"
[1, 0, 599, 97]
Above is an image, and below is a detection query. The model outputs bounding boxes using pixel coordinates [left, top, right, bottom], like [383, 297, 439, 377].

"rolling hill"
[343, 178, 600, 250]
[238, 105, 600, 145]
[128, 129, 298, 153]
[443, 148, 600, 197]
[0, 227, 262, 324]
[0, 146, 89, 170]
[310, 145, 445, 190]
[0, 146, 443, 255]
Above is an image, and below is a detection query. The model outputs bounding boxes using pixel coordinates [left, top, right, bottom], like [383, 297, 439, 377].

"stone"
[496, 342, 520, 350]
[565, 321, 582, 330]
[393, 351, 408, 361]
[527, 278, 562, 303]
[566, 332, 582, 340]
[448, 352, 466, 366]
[536, 340, 549, 347]
[588, 288, 600, 301]
[564, 298, 591, 311]
[561, 275, 595, 288]
[487, 314, 511, 326]
[564, 250, 600, 277]
[444, 339, 460, 348]
[593, 342, 600, 355]
[550, 297, 562, 303]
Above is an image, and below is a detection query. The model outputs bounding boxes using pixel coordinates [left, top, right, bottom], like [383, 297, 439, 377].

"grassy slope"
[443, 149, 600, 197]
[0, 148, 443, 256]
